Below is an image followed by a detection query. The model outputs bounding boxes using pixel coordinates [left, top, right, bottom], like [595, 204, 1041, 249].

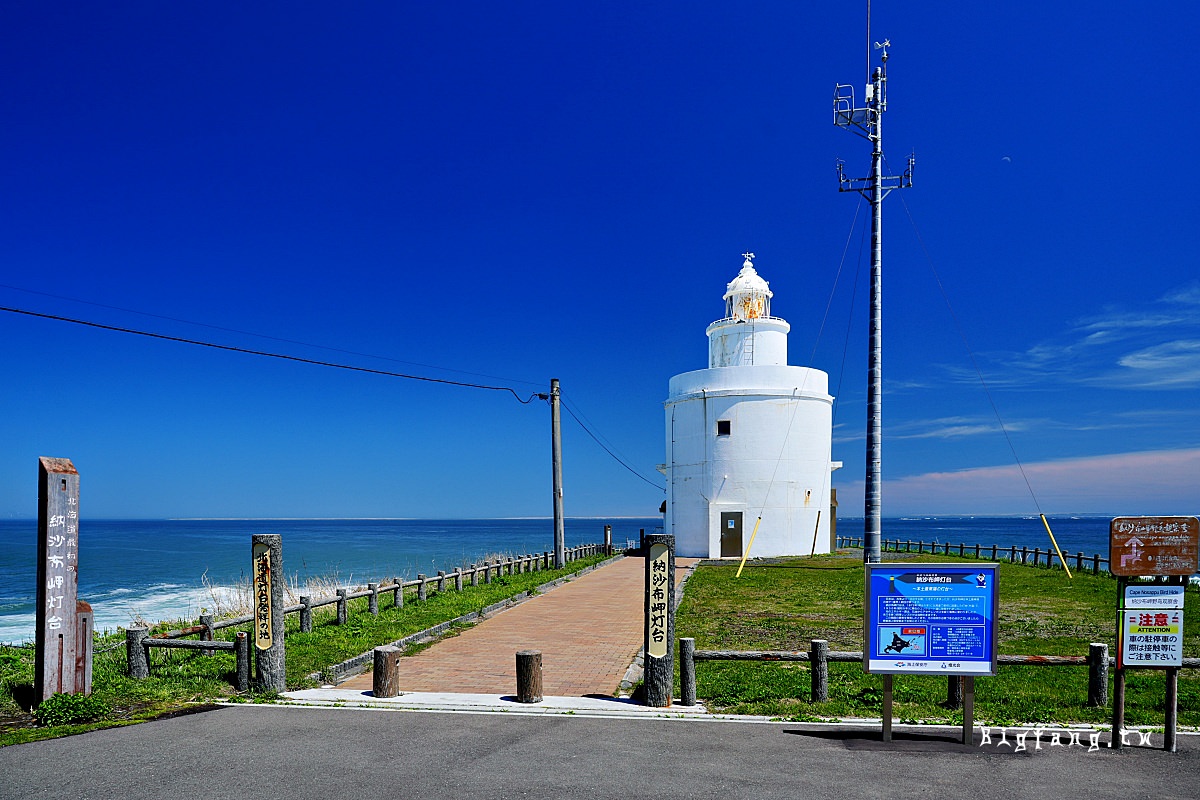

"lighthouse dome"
[722, 253, 773, 321]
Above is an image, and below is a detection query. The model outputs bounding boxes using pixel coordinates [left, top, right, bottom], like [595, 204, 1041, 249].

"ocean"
[0, 515, 1118, 646]
[0, 517, 660, 645]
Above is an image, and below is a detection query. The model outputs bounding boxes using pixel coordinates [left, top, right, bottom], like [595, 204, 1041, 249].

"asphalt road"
[2, 706, 1197, 800]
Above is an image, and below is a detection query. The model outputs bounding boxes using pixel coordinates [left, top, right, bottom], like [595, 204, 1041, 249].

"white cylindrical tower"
[664, 254, 840, 559]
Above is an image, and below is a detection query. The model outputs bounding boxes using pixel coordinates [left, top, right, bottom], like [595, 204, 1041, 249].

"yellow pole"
[736, 517, 763, 578]
[1040, 514, 1072, 579]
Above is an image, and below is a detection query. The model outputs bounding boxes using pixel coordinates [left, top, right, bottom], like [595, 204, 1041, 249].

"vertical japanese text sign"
[252, 541, 273, 650]
[643, 533, 675, 707]
[251, 534, 286, 691]
[36, 457, 80, 703]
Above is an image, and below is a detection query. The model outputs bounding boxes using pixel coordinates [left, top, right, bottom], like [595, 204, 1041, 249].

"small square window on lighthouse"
[716, 420, 731, 436]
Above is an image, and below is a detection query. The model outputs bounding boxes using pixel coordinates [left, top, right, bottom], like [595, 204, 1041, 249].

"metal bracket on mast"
[836, 153, 914, 199]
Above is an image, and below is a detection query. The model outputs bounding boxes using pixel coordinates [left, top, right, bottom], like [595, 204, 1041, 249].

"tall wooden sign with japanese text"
[35, 457, 82, 703]
[643, 533, 675, 707]
[251, 534, 286, 692]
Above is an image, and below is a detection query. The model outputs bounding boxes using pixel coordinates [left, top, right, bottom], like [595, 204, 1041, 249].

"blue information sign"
[864, 563, 999, 676]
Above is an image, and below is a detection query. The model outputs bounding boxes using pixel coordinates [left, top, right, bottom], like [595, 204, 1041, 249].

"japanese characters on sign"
[647, 543, 669, 658]
[1109, 516, 1199, 577]
[864, 563, 999, 676]
[1120, 608, 1183, 668]
[36, 457, 82, 702]
[252, 542, 273, 650]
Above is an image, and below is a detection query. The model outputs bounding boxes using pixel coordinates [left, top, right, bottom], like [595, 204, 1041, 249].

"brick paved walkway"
[340, 556, 697, 697]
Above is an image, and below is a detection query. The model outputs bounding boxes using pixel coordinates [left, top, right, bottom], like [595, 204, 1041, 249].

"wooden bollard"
[516, 650, 543, 703]
[235, 632, 250, 692]
[336, 589, 349, 625]
[810, 639, 829, 702]
[373, 646, 402, 698]
[368, 583, 379, 616]
[1093, 554, 1101, 574]
[543, 551, 550, 570]
[470, 565, 479, 587]
[437, 570, 446, 593]
[417, 574, 427, 601]
[679, 637, 696, 706]
[484, 562, 493, 584]
[200, 612, 215, 658]
[455, 570, 463, 591]
[393, 579, 403, 608]
[126, 627, 149, 679]
[1088, 643, 1109, 707]
[299, 596, 313, 632]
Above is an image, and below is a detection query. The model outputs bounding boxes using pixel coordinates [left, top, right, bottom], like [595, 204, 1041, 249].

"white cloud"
[837, 447, 1200, 516]
[1115, 340, 1200, 387]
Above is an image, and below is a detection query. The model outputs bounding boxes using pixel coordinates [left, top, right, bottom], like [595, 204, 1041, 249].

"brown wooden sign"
[1109, 516, 1199, 576]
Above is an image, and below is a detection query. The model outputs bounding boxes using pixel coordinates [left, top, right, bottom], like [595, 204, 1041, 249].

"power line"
[558, 399, 665, 492]
[0, 281, 544, 388]
[0, 305, 543, 404]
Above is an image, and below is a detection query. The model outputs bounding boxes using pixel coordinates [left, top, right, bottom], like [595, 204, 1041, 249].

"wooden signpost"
[35, 457, 90, 703]
[643, 533, 675, 707]
[252, 534, 286, 692]
[1110, 516, 1198, 752]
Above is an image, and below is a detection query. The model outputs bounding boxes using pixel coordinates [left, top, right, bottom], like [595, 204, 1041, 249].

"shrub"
[33, 692, 110, 726]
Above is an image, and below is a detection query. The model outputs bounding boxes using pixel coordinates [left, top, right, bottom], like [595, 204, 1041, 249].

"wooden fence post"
[679, 637, 696, 706]
[455, 570, 463, 591]
[516, 650, 543, 703]
[373, 646, 402, 698]
[484, 563, 492, 584]
[299, 596, 312, 632]
[199, 612, 215, 658]
[336, 589, 349, 625]
[470, 565, 479, 587]
[418, 574, 427, 601]
[810, 639, 829, 702]
[368, 583, 379, 616]
[1088, 643, 1109, 707]
[127, 627, 149, 679]
[1093, 554, 1101, 575]
[394, 580, 404, 608]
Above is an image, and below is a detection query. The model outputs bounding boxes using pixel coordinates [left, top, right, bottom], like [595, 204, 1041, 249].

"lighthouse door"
[720, 512, 743, 558]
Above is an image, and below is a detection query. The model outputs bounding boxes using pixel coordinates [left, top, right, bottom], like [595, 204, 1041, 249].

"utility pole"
[551, 378, 565, 568]
[833, 41, 913, 564]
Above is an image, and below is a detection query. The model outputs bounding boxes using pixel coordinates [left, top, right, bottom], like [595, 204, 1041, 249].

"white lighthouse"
[664, 253, 840, 559]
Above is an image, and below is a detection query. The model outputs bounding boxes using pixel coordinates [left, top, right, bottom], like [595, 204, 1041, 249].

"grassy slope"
[676, 552, 1200, 726]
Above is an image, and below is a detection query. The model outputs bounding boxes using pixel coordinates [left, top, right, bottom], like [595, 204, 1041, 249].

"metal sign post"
[1109, 516, 1197, 752]
[865, 563, 998, 744]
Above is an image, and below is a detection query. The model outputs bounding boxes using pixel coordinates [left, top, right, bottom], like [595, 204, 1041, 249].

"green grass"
[0, 553, 611, 746]
[676, 551, 1200, 726]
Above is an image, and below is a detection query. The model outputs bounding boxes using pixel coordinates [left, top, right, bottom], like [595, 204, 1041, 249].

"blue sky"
[1, 2, 1197, 519]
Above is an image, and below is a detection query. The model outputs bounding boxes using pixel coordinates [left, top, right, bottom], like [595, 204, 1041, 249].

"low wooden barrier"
[676, 639, 1200, 708]
[126, 627, 250, 691]
[123, 544, 604, 688]
[836, 536, 1112, 575]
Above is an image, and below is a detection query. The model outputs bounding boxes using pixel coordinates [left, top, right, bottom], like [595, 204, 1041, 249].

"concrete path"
[336, 555, 697, 698]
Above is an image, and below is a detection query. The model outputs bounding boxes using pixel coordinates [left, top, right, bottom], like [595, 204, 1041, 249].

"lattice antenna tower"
[832, 37, 914, 565]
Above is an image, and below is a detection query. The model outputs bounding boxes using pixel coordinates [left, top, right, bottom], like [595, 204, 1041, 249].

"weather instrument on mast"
[832, 38, 913, 565]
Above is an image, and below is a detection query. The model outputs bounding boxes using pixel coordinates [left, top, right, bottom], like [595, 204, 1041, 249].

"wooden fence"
[836, 536, 1112, 575]
[125, 543, 605, 680]
[677, 638, 1200, 709]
